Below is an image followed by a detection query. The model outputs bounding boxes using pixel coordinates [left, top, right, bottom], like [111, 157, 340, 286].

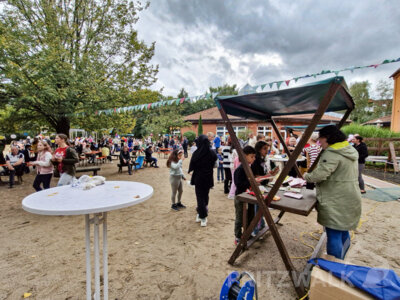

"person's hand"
[9, 166, 14, 171]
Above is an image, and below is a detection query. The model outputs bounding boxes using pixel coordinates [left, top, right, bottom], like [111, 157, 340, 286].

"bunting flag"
[243, 56, 400, 93]
[75, 92, 218, 116]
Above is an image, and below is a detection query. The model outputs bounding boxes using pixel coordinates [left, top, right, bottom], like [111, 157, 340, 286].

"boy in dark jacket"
[233, 146, 256, 244]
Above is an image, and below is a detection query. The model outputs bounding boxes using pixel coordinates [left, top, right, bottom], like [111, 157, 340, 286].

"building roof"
[390, 68, 400, 79]
[184, 106, 349, 123]
[363, 115, 392, 125]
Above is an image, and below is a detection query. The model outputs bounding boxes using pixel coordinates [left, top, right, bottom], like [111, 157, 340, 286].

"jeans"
[358, 163, 365, 190]
[8, 164, 24, 187]
[148, 157, 158, 167]
[57, 173, 74, 186]
[325, 227, 351, 259]
[217, 166, 224, 181]
[33, 173, 53, 191]
[253, 205, 266, 235]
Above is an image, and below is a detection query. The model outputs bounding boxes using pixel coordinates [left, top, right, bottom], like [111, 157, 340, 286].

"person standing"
[222, 139, 232, 194]
[182, 136, 189, 158]
[247, 132, 257, 148]
[167, 150, 186, 211]
[31, 140, 53, 191]
[188, 135, 217, 227]
[353, 136, 368, 194]
[213, 134, 221, 152]
[52, 134, 79, 186]
[216, 148, 225, 183]
[304, 125, 361, 259]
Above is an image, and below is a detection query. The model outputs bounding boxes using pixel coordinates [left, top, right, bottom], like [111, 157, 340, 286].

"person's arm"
[34, 152, 53, 167]
[304, 153, 339, 183]
[63, 148, 79, 165]
[13, 154, 24, 166]
[170, 160, 183, 170]
[5, 156, 13, 170]
[360, 144, 369, 160]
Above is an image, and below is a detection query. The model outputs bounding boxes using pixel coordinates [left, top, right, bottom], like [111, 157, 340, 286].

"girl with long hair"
[31, 140, 53, 191]
[167, 150, 186, 211]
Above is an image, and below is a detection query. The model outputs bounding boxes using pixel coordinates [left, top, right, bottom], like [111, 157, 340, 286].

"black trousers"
[9, 164, 24, 186]
[195, 185, 210, 219]
[33, 173, 53, 191]
[224, 168, 232, 194]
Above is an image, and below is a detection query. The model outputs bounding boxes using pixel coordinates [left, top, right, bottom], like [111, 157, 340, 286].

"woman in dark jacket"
[353, 135, 368, 193]
[188, 135, 217, 227]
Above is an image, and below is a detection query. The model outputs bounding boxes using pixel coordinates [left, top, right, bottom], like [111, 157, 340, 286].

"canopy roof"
[215, 77, 353, 120]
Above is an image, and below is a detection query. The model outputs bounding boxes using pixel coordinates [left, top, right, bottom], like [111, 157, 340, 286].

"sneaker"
[196, 214, 201, 223]
[234, 238, 241, 245]
[154, 166, 159, 168]
[227, 195, 234, 200]
[171, 204, 179, 211]
[200, 218, 207, 227]
[177, 202, 186, 209]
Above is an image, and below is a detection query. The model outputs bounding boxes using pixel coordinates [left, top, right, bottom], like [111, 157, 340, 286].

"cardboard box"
[309, 254, 374, 300]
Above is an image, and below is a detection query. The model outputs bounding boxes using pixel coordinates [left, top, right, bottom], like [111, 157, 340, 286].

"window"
[172, 129, 181, 136]
[216, 126, 247, 137]
[257, 126, 272, 137]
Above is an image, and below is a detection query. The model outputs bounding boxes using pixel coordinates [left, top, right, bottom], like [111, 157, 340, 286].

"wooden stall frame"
[218, 80, 354, 298]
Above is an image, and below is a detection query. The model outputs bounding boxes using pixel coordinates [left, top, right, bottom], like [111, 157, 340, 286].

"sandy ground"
[1, 155, 400, 299]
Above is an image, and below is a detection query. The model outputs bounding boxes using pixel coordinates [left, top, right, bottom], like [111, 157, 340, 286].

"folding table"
[215, 76, 355, 298]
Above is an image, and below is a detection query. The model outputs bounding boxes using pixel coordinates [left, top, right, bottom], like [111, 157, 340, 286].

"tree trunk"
[54, 116, 71, 137]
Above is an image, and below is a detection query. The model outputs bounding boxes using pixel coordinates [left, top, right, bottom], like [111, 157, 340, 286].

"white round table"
[22, 181, 153, 300]
[268, 155, 306, 162]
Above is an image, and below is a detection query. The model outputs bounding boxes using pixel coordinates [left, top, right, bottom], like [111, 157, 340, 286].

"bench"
[76, 166, 101, 176]
[117, 162, 139, 173]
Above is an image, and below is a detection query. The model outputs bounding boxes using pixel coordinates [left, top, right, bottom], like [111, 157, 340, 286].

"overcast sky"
[136, 0, 399, 98]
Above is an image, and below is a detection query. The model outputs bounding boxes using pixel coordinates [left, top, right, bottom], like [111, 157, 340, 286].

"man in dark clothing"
[145, 146, 158, 168]
[233, 146, 256, 243]
[353, 136, 368, 193]
[188, 135, 217, 227]
[119, 145, 132, 175]
[163, 136, 169, 149]
[182, 137, 189, 158]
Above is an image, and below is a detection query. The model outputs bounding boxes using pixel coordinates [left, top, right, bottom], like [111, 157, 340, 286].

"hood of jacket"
[325, 141, 359, 162]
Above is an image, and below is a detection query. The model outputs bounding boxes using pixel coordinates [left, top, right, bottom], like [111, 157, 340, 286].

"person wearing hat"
[304, 125, 361, 259]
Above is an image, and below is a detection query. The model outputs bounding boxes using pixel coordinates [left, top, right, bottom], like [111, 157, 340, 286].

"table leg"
[103, 212, 108, 300]
[85, 215, 92, 300]
[94, 214, 100, 300]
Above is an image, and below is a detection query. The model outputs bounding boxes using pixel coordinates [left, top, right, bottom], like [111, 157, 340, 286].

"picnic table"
[22, 181, 154, 300]
[158, 147, 172, 158]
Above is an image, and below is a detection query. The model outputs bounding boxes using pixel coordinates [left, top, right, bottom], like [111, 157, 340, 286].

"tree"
[349, 81, 371, 123]
[198, 115, 203, 136]
[209, 83, 239, 96]
[183, 131, 196, 144]
[177, 88, 188, 99]
[374, 80, 393, 117]
[0, 1, 158, 136]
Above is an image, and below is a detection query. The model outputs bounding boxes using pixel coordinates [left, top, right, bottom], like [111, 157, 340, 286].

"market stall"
[215, 76, 354, 298]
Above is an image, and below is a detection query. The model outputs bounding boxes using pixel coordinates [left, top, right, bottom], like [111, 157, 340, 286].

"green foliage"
[142, 106, 191, 138]
[374, 80, 393, 117]
[342, 124, 400, 138]
[181, 98, 216, 116]
[349, 81, 372, 123]
[209, 84, 239, 96]
[177, 88, 188, 99]
[198, 115, 203, 136]
[183, 131, 196, 144]
[0, 0, 158, 135]
[238, 128, 253, 141]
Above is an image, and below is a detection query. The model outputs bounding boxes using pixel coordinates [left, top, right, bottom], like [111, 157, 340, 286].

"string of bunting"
[75, 92, 219, 117]
[76, 56, 400, 116]
[247, 57, 400, 91]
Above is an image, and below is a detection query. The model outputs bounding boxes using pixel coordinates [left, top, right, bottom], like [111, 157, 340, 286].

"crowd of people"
[1, 126, 369, 259]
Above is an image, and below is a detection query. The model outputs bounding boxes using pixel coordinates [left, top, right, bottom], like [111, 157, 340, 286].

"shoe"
[171, 204, 179, 211]
[234, 238, 241, 245]
[360, 190, 366, 194]
[200, 218, 207, 227]
[227, 195, 234, 200]
[8, 185, 14, 189]
[177, 202, 186, 209]
[154, 166, 159, 168]
[196, 214, 201, 222]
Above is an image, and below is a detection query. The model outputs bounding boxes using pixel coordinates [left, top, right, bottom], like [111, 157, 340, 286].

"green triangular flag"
[261, 84, 266, 90]
[269, 82, 274, 88]
[276, 81, 283, 89]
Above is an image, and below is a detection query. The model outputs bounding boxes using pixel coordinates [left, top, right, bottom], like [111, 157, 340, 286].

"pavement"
[363, 174, 400, 189]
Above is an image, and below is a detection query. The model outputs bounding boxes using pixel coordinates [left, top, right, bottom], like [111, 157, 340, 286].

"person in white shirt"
[5, 145, 25, 188]
[248, 132, 257, 148]
[30, 140, 53, 191]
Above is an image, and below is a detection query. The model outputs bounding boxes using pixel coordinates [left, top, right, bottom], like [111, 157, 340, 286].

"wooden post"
[389, 142, 399, 173]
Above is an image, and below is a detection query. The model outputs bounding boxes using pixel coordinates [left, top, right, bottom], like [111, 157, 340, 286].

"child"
[145, 145, 159, 168]
[233, 146, 256, 245]
[167, 150, 186, 211]
[217, 148, 224, 183]
[31, 140, 53, 191]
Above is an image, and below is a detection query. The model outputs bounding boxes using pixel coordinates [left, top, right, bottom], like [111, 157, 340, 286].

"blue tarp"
[309, 258, 400, 300]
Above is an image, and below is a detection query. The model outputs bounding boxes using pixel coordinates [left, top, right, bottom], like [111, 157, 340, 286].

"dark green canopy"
[215, 77, 353, 120]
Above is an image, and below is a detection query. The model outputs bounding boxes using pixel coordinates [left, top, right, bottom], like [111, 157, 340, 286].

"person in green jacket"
[304, 125, 361, 259]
